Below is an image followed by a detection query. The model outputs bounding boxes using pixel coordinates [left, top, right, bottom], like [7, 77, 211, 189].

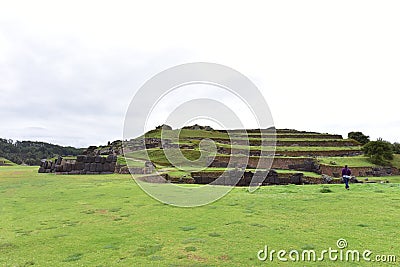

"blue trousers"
[343, 175, 350, 189]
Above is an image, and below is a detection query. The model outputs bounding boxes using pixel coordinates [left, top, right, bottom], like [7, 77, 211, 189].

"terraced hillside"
[123, 126, 399, 185]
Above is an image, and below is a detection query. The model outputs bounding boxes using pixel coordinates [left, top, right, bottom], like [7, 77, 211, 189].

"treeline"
[0, 138, 84, 166]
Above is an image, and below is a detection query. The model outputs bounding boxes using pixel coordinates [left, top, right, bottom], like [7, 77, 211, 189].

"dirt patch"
[187, 253, 207, 262]
[96, 209, 108, 214]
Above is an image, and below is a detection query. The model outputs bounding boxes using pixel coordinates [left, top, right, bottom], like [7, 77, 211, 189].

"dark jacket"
[342, 167, 351, 176]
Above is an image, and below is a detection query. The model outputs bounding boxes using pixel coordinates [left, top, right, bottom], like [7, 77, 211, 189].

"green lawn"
[317, 156, 376, 167]
[274, 169, 322, 178]
[0, 166, 399, 266]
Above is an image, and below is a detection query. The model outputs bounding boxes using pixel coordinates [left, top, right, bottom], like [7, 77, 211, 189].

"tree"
[348, 131, 370, 145]
[362, 139, 394, 165]
[393, 142, 400, 154]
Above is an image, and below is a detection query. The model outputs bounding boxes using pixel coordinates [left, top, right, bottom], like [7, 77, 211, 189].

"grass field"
[0, 166, 399, 266]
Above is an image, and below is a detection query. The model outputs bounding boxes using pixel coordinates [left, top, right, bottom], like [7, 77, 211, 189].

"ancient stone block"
[84, 163, 90, 171]
[56, 156, 63, 165]
[76, 155, 85, 163]
[110, 162, 116, 172]
[95, 163, 103, 172]
[103, 162, 110, 172]
[290, 173, 303, 184]
[66, 163, 72, 172]
[89, 163, 96, 172]
[76, 162, 84, 170]
[95, 156, 101, 163]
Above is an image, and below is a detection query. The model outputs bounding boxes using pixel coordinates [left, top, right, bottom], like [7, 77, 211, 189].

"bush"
[362, 139, 394, 165]
[348, 131, 370, 145]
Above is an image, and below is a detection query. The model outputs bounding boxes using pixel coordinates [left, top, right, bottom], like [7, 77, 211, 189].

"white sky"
[0, 0, 399, 147]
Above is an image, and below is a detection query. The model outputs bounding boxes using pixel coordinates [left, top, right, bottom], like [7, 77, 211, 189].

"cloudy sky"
[0, 0, 399, 147]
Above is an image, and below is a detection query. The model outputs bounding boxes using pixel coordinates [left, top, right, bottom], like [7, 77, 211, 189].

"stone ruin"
[190, 170, 304, 186]
[38, 155, 117, 175]
[115, 161, 155, 175]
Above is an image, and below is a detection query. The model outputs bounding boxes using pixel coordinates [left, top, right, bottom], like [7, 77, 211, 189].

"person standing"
[342, 165, 351, 190]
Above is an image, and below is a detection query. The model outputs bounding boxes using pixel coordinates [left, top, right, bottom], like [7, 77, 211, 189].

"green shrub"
[362, 139, 394, 166]
[393, 142, 400, 154]
[348, 131, 370, 145]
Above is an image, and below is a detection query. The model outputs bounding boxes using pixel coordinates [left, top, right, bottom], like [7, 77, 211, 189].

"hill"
[0, 138, 84, 166]
[122, 126, 399, 184]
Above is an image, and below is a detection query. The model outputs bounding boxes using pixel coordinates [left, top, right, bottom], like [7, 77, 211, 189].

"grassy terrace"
[143, 129, 345, 140]
[217, 143, 361, 151]
[172, 138, 356, 143]
[317, 156, 376, 167]
[126, 148, 366, 167]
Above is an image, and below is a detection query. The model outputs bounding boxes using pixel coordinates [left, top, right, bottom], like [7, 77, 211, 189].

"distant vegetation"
[393, 142, 400, 154]
[348, 131, 400, 166]
[362, 139, 394, 166]
[0, 138, 83, 166]
[348, 131, 370, 145]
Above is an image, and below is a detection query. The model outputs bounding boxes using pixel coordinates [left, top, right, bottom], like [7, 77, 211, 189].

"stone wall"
[210, 156, 316, 170]
[115, 161, 155, 175]
[190, 170, 303, 186]
[213, 138, 358, 147]
[216, 147, 362, 157]
[319, 165, 399, 177]
[38, 155, 117, 174]
[275, 150, 362, 157]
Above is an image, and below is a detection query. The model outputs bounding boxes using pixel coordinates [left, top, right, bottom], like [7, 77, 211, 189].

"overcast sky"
[0, 0, 399, 147]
